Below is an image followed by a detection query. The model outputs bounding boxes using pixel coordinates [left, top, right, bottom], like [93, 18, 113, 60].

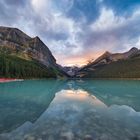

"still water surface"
[0, 80, 140, 140]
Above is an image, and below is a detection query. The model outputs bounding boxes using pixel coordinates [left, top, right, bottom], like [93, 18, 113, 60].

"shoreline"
[69, 78, 140, 80]
[0, 77, 140, 83]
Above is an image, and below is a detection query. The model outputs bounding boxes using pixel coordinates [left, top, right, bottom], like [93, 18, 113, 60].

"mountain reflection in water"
[0, 80, 140, 140]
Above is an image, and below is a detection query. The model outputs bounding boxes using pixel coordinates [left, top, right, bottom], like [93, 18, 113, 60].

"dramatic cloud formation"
[0, 0, 140, 66]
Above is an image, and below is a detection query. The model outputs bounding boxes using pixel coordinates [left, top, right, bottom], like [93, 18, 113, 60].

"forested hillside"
[0, 26, 68, 78]
[0, 54, 57, 78]
[76, 48, 140, 78]
[78, 57, 140, 78]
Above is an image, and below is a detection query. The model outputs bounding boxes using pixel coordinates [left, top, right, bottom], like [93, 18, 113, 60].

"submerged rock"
[60, 131, 74, 140]
[84, 134, 93, 140]
[99, 134, 110, 140]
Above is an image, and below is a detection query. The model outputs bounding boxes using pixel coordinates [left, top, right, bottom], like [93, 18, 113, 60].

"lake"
[0, 80, 140, 140]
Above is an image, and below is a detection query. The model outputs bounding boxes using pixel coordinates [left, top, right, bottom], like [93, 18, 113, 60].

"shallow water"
[0, 79, 140, 140]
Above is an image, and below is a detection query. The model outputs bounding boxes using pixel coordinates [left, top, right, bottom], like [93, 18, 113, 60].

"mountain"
[63, 66, 80, 76]
[76, 47, 140, 78]
[0, 26, 68, 78]
[1, 26, 140, 79]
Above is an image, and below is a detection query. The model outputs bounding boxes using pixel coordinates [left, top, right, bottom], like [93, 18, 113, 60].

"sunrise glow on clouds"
[0, 0, 140, 66]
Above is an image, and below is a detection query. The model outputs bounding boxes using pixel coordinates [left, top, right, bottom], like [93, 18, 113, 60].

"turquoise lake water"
[0, 80, 140, 140]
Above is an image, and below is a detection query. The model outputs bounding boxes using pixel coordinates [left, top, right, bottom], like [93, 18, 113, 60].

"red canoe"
[0, 78, 19, 83]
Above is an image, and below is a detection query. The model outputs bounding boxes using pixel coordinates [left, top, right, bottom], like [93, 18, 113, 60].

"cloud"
[66, 0, 101, 22]
[103, 0, 140, 16]
[0, 0, 140, 66]
[79, 6, 140, 56]
[90, 7, 125, 31]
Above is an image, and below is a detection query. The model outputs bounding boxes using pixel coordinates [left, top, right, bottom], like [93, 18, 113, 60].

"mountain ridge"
[0, 26, 68, 78]
[88, 47, 139, 66]
[0, 26, 140, 79]
[76, 47, 140, 78]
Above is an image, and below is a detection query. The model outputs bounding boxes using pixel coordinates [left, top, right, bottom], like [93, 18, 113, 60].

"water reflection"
[0, 80, 65, 132]
[76, 80, 140, 111]
[0, 80, 140, 140]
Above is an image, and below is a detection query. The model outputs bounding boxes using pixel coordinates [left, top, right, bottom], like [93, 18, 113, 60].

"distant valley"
[0, 26, 140, 79]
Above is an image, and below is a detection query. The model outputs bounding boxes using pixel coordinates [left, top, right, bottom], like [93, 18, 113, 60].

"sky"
[0, 0, 140, 66]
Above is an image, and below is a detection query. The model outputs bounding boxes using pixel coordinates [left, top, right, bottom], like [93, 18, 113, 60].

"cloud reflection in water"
[0, 88, 140, 140]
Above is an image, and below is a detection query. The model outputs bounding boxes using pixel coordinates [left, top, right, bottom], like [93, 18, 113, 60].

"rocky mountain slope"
[1, 26, 140, 79]
[76, 47, 140, 78]
[63, 66, 80, 76]
[0, 26, 68, 78]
